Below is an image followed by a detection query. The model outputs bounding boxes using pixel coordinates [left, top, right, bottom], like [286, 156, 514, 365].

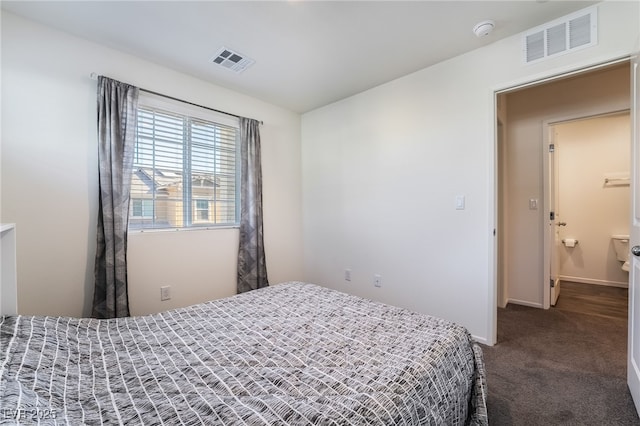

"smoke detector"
[473, 20, 495, 38]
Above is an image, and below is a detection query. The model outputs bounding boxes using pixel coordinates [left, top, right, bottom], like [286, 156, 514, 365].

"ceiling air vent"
[209, 47, 255, 73]
[523, 7, 597, 64]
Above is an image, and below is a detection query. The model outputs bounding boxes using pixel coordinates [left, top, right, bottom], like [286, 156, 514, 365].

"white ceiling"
[2, 1, 598, 113]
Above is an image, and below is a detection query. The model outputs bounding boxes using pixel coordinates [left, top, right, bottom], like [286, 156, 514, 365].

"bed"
[1, 282, 487, 425]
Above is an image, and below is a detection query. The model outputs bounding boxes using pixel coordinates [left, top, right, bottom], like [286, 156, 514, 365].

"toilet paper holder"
[562, 238, 579, 247]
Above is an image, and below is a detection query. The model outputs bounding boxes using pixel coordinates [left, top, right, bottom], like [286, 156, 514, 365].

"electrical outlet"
[345, 269, 352, 281]
[373, 274, 382, 288]
[160, 286, 171, 301]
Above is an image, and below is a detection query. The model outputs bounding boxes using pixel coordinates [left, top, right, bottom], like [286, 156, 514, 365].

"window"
[131, 199, 154, 218]
[129, 93, 239, 230]
[194, 199, 210, 221]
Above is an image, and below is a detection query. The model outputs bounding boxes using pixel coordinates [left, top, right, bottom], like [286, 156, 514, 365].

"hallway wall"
[555, 113, 630, 287]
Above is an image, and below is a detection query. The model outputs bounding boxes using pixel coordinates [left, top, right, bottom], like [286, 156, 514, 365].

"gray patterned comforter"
[1, 282, 487, 425]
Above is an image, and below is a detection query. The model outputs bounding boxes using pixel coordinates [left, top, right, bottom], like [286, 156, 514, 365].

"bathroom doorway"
[544, 112, 631, 310]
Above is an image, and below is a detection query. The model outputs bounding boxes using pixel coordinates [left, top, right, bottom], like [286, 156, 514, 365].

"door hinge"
[549, 144, 555, 152]
[550, 211, 555, 220]
[550, 278, 555, 288]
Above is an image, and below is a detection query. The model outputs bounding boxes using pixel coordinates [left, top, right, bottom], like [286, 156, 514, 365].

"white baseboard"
[559, 275, 628, 288]
[506, 298, 543, 309]
[472, 335, 491, 346]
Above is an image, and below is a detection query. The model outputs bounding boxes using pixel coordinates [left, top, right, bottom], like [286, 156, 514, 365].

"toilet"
[612, 235, 630, 272]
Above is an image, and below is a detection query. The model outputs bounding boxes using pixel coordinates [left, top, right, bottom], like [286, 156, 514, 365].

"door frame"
[542, 119, 555, 310]
[490, 56, 630, 344]
[628, 49, 640, 415]
[541, 111, 631, 309]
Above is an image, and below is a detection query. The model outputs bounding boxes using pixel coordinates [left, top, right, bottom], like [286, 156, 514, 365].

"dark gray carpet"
[481, 304, 639, 425]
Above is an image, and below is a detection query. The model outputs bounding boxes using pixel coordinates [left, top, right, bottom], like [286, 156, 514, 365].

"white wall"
[1, 12, 304, 317]
[556, 113, 630, 287]
[505, 64, 630, 307]
[301, 1, 639, 343]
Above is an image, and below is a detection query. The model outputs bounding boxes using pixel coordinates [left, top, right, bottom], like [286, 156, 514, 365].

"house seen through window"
[129, 93, 240, 230]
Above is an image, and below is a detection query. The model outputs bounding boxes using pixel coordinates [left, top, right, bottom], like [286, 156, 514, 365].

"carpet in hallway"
[481, 304, 638, 425]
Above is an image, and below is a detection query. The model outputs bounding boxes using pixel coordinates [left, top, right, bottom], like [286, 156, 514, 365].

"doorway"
[545, 112, 631, 310]
[497, 61, 631, 311]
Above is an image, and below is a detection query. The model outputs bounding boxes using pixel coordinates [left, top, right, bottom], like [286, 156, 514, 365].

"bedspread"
[1, 282, 487, 425]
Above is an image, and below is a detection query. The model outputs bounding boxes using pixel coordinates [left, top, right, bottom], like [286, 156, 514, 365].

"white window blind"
[129, 93, 239, 230]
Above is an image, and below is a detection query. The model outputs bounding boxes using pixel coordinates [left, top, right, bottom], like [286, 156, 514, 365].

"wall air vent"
[209, 47, 255, 74]
[523, 7, 597, 64]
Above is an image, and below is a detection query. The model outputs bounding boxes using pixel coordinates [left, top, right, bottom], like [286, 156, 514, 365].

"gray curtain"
[237, 118, 269, 293]
[92, 76, 139, 318]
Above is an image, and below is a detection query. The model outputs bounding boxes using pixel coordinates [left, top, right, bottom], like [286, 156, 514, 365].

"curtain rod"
[90, 73, 263, 125]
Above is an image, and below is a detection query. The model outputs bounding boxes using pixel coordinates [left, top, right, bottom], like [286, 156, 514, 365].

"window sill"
[128, 224, 240, 234]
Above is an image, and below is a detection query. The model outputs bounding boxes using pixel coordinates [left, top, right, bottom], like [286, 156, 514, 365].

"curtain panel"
[92, 76, 139, 319]
[237, 118, 269, 293]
